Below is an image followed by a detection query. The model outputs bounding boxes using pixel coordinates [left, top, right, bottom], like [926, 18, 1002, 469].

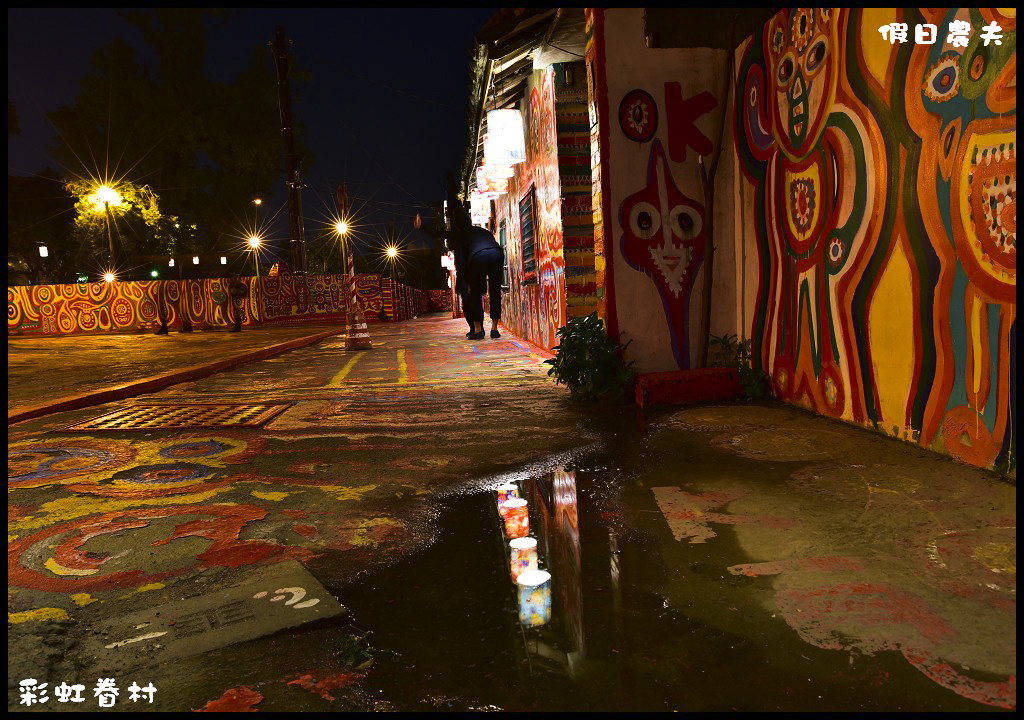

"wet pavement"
[7, 323, 345, 415]
[7, 316, 1016, 711]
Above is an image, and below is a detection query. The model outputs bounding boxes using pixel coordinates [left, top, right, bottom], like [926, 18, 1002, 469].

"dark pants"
[457, 281, 472, 330]
[465, 247, 503, 325]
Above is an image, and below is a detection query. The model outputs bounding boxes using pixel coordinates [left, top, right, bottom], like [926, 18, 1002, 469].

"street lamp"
[88, 185, 122, 266]
[103, 272, 116, 283]
[248, 235, 262, 277]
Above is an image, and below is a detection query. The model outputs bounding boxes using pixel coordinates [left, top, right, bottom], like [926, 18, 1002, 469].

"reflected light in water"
[517, 569, 552, 627]
[497, 482, 519, 506]
[509, 536, 538, 580]
[502, 499, 529, 538]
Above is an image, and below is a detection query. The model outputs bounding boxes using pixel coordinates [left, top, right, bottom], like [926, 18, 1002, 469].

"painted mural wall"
[7, 273, 439, 336]
[593, 9, 740, 373]
[494, 67, 568, 351]
[734, 8, 1015, 473]
[555, 62, 599, 320]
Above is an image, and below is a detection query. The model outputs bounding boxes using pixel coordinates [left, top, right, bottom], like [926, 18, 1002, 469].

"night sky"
[7, 8, 496, 262]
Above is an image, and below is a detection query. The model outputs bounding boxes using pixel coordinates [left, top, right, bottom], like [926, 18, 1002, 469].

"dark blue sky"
[7, 8, 495, 260]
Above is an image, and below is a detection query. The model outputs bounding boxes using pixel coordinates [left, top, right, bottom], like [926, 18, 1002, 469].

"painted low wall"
[733, 8, 1015, 474]
[7, 273, 442, 336]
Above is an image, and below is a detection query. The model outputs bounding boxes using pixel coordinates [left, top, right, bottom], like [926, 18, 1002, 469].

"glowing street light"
[150, 270, 159, 278]
[169, 258, 175, 267]
[386, 245, 399, 259]
[192, 256, 200, 265]
[247, 235, 263, 277]
[335, 220, 349, 236]
[38, 245, 49, 258]
[103, 272, 116, 283]
[253, 198, 263, 207]
[88, 184, 122, 266]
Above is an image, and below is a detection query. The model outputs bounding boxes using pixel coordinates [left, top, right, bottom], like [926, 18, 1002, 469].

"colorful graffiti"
[596, 8, 730, 372]
[620, 140, 707, 368]
[7, 273, 441, 336]
[495, 67, 567, 351]
[734, 7, 1016, 473]
[557, 63, 599, 321]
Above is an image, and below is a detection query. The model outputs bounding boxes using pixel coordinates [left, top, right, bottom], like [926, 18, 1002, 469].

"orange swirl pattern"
[8, 274, 444, 336]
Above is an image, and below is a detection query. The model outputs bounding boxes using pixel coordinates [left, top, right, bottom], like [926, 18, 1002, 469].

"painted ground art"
[734, 8, 1015, 473]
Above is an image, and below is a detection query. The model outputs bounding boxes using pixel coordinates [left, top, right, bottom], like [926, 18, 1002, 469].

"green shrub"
[709, 333, 772, 400]
[545, 312, 634, 402]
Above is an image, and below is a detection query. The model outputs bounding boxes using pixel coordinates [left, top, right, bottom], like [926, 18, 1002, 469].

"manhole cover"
[65, 403, 291, 431]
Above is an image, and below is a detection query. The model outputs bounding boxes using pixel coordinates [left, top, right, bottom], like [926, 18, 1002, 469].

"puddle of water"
[335, 449, 998, 713]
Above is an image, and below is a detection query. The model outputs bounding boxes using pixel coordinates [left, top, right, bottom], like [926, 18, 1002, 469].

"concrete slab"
[82, 560, 347, 668]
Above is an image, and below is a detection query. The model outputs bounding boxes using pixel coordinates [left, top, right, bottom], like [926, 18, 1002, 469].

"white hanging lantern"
[476, 166, 507, 196]
[38, 245, 49, 258]
[192, 256, 200, 265]
[220, 256, 227, 265]
[470, 191, 491, 227]
[168, 258, 175, 267]
[485, 109, 526, 166]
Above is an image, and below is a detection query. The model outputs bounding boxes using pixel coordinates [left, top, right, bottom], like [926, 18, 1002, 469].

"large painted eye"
[777, 53, 796, 88]
[629, 201, 661, 240]
[924, 53, 960, 103]
[668, 205, 702, 240]
[804, 36, 828, 77]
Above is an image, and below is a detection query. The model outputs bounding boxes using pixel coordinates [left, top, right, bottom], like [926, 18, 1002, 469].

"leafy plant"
[545, 312, 635, 403]
[709, 333, 772, 400]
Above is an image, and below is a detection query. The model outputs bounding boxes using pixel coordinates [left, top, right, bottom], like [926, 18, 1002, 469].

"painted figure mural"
[735, 7, 1015, 473]
[619, 140, 706, 368]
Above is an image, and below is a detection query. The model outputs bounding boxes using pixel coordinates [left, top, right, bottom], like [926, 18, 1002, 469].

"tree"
[47, 10, 308, 266]
[64, 177, 179, 272]
[8, 170, 76, 284]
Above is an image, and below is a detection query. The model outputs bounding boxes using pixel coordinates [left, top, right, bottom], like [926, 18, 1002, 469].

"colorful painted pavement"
[8, 318, 583, 635]
[635, 404, 1016, 710]
[7, 317, 1015, 710]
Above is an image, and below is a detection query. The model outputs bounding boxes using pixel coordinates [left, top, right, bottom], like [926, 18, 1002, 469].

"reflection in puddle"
[495, 469, 585, 675]
[336, 458, 996, 712]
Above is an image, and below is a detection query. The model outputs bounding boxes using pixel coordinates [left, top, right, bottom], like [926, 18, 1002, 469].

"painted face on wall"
[767, 8, 837, 160]
[620, 141, 706, 368]
[912, 8, 1016, 302]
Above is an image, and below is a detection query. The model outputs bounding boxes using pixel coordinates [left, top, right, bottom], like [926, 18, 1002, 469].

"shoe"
[467, 331, 485, 340]
[490, 328, 500, 339]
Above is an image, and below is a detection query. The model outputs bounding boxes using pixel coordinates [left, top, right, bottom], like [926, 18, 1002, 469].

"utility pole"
[270, 25, 307, 273]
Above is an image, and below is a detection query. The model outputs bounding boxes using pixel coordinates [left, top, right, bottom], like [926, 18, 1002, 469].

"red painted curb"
[7, 328, 346, 426]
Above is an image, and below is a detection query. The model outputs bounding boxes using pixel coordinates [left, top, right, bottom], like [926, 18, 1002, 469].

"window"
[519, 185, 538, 282]
[499, 220, 509, 290]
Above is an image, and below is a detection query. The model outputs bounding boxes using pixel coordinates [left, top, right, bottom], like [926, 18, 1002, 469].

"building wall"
[494, 67, 567, 351]
[7, 273, 438, 336]
[591, 8, 739, 373]
[555, 62, 598, 319]
[733, 8, 1016, 473]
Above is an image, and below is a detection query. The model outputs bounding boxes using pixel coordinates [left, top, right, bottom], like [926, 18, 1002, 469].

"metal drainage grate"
[65, 403, 291, 432]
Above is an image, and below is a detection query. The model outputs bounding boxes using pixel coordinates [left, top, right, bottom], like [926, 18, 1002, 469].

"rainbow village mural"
[733, 7, 1015, 474]
[8, 273, 440, 336]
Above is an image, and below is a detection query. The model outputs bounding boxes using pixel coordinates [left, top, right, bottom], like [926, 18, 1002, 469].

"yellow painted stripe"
[397, 349, 409, 384]
[328, 352, 366, 387]
[10, 607, 70, 624]
[970, 294, 982, 397]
